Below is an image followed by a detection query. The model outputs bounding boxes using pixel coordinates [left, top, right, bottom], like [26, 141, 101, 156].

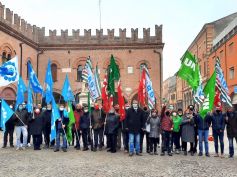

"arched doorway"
[0, 87, 16, 104]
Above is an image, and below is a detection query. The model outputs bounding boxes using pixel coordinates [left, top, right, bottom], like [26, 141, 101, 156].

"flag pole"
[14, 112, 26, 126]
[61, 121, 69, 149]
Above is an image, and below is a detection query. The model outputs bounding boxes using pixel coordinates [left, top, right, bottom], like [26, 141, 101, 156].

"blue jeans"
[228, 137, 237, 156]
[213, 129, 224, 154]
[16, 126, 28, 148]
[129, 133, 140, 153]
[198, 130, 209, 154]
[56, 130, 67, 149]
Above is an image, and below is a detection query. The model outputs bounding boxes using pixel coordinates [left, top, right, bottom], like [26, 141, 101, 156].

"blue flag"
[27, 61, 43, 94]
[61, 74, 75, 102]
[50, 97, 60, 142]
[15, 77, 27, 110]
[26, 82, 33, 113]
[1, 99, 14, 132]
[44, 59, 53, 104]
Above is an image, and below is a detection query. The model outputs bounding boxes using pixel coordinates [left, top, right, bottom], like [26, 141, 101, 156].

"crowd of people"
[2, 100, 237, 158]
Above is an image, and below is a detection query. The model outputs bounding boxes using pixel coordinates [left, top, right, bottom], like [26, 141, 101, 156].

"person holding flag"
[54, 104, 69, 152]
[80, 106, 90, 151]
[42, 104, 53, 149]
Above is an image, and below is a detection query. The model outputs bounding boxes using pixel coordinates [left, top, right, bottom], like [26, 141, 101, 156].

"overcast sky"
[2, 0, 237, 80]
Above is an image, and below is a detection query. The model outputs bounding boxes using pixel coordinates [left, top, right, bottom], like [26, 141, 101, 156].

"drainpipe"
[19, 43, 24, 77]
[154, 50, 162, 110]
[36, 50, 44, 104]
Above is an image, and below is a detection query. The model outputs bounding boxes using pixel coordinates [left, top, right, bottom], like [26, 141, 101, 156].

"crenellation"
[107, 29, 114, 40]
[131, 28, 138, 41]
[119, 28, 126, 41]
[26, 23, 33, 39]
[5, 8, 13, 24]
[84, 29, 91, 39]
[143, 28, 150, 42]
[96, 29, 103, 38]
[32, 25, 39, 42]
[13, 14, 20, 27]
[155, 25, 162, 41]
[72, 29, 80, 38]
[0, 2, 4, 19]
[20, 19, 26, 32]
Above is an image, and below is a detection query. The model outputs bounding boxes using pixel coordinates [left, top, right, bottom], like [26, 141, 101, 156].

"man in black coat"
[42, 104, 52, 149]
[125, 100, 145, 156]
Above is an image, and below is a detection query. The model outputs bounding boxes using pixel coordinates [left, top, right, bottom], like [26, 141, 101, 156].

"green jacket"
[172, 116, 182, 132]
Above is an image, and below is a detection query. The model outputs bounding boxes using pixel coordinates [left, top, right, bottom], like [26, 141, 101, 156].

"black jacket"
[125, 107, 145, 134]
[226, 111, 237, 138]
[106, 113, 119, 134]
[14, 109, 29, 126]
[55, 110, 69, 132]
[210, 112, 225, 131]
[42, 110, 52, 130]
[28, 113, 44, 135]
[5, 115, 15, 129]
[80, 112, 90, 129]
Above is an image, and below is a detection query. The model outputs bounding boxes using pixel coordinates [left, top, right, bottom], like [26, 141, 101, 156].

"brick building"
[0, 2, 164, 107]
[162, 76, 177, 109]
[176, 12, 237, 110]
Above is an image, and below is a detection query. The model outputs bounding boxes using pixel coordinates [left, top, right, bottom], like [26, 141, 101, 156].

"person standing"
[160, 105, 173, 156]
[172, 111, 182, 154]
[29, 108, 43, 150]
[121, 103, 130, 152]
[54, 104, 69, 152]
[210, 108, 225, 158]
[42, 104, 52, 149]
[181, 107, 195, 156]
[14, 104, 29, 150]
[225, 107, 237, 158]
[80, 107, 90, 151]
[147, 109, 160, 155]
[125, 100, 145, 156]
[73, 104, 82, 150]
[140, 106, 150, 153]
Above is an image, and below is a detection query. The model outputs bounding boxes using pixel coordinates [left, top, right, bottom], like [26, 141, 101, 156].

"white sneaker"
[27, 143, 31, 147]
[16, 147, 20, 151]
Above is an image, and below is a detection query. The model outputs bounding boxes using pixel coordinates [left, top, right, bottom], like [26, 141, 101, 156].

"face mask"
[35, 109, 40, 114]
[165, 111, 170, 116]
[42, 107, 46, 111]
[22, 104, 26, 109]
[47, 107, 52, 110]
[173, 113, 177, 117]
[109, 110, 115, 114]
[19, 106, 23, 111]
[60, 107, 64, 111]
[84, 109, 88, 113]
[133, 104, 138, 109]
[152, 113, 156, 117]
[10, 105, 13, 109]
[125, 106, 130, 110]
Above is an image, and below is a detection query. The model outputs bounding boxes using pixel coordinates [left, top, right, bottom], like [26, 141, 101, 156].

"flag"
[0, 56, 19, 87]
[26, 82, 33, 113]
[15, 77, 27, 110]
[27, 61, 43, 94]
[200, 70, 216, 118]
[44, 59, 53, 104]
[108, 55, 120, 96]
[1, 99, 14, 131]
[85, 61, 100, 101]
[50, 97, 60, 142]
[101, 72, 110, 113]
[193, 67, 204, 105]
[94, 64, 102, 97]
[66, 102, 76, 143]
[138, 68, 146, 106]
[82, 57, 93, 82]
[145, 70, 156, 109]
[215, 58, 232, 107]
[117, 80, 126, 121]
[177, 51, 200, 91]
[61, 74, 75, 102]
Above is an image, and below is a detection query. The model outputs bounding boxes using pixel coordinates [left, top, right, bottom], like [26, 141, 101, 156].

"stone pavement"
[0, 132, 237, 177]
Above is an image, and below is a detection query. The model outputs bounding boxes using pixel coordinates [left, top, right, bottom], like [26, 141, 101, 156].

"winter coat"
[106, 113, 119, 134]
[172, 115, 182, 132]
[147, 116, 160, 138]
[195, 114, 211, 130]
[160, 106, 173, 132]
[55, 109, 69, 132]
[226, 111, 237, 138]
[28, 113, 44, 135]
[92, 109, 104, 130]
[14, 109, 29, 126]
[181, 114, 195, 143]
[209, 112, 225, 131]
[74, 110, 82, 130]
[80, 112, 90, 130]
[5, 115, 15, 130]
[125, 107, 145, 134]
[42, 110, 52, 130]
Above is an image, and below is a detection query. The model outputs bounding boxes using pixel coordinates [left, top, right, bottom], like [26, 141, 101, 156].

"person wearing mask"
[225, 107, 237, 158]
[73, 104, 82, 150]
[125, 100, 145, 156]
[177, 108, 185, 151]
[140, 105, 150, 153]
[114, 104, 122, 151]
[172, 111, 182, 154]
[181, 106, 195, 156]
[54, 104, 69, 152]
[121, 103, 130, 152]
[91, 103, 105, 151]
[160, 105, 173, 156]
[14, 103, 29, 150]
[42, 104, 52, 149]
[147, 109, 160, 155]
[2, 104, 15, 148]
[106, 107, 120, 153]
[29, 108, 43, 150]
[80, 107, 90, 151]
[210, 107, 225, 158]
[195, 112, 211, 157]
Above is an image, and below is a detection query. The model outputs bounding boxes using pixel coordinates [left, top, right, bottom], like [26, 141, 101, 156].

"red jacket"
[160, 106, 173, 132]
[74, 110, 81, 130]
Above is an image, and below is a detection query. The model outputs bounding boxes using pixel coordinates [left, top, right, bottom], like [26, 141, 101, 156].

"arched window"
[140, 63, 148, 72]
[7, 54, 11, 60]
[77, 65, 83, 82]
[26, 60, 31, 79]
[51, 64, 58, 82]
[2, 52, 7, 63]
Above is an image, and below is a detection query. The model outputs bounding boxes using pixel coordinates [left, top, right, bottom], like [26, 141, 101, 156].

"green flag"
[108, 55, 120, 95]
[66, 102, 75, 143]
[177, 51, 200, 91]
[200, 70, 216, 118]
